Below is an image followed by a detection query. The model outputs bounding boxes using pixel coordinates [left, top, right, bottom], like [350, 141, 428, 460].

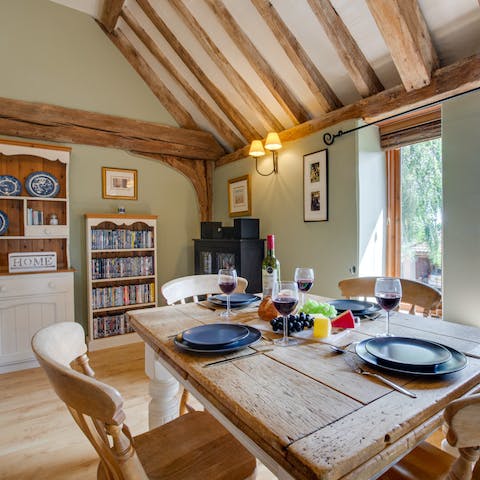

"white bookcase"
[85, 213, 157, 350]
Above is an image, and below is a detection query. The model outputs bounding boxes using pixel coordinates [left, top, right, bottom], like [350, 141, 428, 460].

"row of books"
[26, 208, 44, 225]
[92, 313, 135, 339]
[91, 229, 154, 250]
[92, 283, 155, 309]
[91, 256, 154, 279]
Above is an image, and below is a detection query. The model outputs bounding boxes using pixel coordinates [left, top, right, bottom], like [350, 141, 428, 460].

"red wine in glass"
[374, 277, 402, 336]
[296, 281, 313, 292]
[219, 281, 236, 295]
[217, 268, 237, 318]
[272, 281, 299, 347]
[294, 267, 314, 307]
[272, 297, 298, 316]
[375, 293, 401, 311]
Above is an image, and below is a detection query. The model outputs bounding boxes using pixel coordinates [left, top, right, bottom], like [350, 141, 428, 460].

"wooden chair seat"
[338, 276, 442, 317]
[32, 322, 257, 480]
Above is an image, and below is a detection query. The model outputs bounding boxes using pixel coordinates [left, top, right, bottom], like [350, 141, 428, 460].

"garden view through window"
[400, 138, 442, 290]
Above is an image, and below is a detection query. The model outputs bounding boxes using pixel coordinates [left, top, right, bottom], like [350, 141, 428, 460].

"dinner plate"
[25, 171, 60, 198]
[329, 299, 380, 315]
[209, 294, 261, 306]
[356, 339, 467, 376]
[364, 337, 452, 366]
[174, 325, 261, 353]
[0, 175, 21, 196]
[0, 210, 8, 235]
[182, 323, 249, 346]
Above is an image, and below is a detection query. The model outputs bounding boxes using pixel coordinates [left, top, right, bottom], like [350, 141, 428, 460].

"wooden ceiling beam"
[218, 54, 480, 166]
[0, 96, 224, 161]
[250, 0, 342, 113]
[137, 0, 261, 142]
[306, 0, 384, 98]
[102, 24, 198, 131]
[100, 0, 125, 32]
[121, 7, 243, 151]
[170, 0, 283, 133]
[366, 0, 439, 91]
[206, 0, 311, 125]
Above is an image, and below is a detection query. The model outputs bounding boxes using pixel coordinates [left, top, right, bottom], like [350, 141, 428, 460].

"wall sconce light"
[249, 132, 282, 176]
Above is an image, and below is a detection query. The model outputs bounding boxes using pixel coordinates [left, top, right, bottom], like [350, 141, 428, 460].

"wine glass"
[375, 277, 402, 337]
[218, 268, 238, 319]
[272, 281, 299, 347]
[294, 267, 314, 307]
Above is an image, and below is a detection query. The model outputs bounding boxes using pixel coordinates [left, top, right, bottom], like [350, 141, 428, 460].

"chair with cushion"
[161, 274, 248, 414]
[380, 393, 480, 480]
[338, 276, 442, 317]
[31, 322, 257, 480]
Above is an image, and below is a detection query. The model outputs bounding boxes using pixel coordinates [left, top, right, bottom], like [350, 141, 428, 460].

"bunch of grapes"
[270, 312, 314, 334]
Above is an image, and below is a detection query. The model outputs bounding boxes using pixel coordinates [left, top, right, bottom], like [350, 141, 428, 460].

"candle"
[313, 315, 331, 338]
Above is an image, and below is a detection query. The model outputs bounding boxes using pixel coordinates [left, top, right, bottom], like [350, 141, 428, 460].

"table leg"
[145, 345, 180, 428]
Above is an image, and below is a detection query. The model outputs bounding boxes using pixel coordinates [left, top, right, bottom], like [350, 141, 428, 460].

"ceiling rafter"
[306, 0, 384, 98]
[100, 0, 125, 32]
[101, 24, 198, 130]
[170, 0, 284, 133]
[121, 7, 243, 151]
[136, 0, 261, 142]
[205, 0, 311, 125]
[366, 0, 439, 91]
[250, 0, 342, 113]
[218, 54, 480, 166]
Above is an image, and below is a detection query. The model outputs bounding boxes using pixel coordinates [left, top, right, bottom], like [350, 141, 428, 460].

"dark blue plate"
[25, 171, 60, 198]
[0, 175, 21, 196]
[329, 299, 381, 317]
[182, 323, 249, 346]
[174, 325, 261, 353]
[0, 210, 8, 235]
[356, 339, 467, 376]
[209, 293, 261, 306]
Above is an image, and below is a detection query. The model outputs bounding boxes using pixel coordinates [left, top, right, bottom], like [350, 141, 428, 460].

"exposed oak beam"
[102, 24, 198, 130]
[100, 0, 125, 32]
[137, 0, 261, 142]
[0, 96, 224, 161]
[306, 0, 384, 98]
[121, 7, 243, 150]
[206, 0, 311, 125]
[250, 0, 342, 113]
[366, 0, 438, 91]
[170, 0, 284, 133]
[218, 54, 480, 166]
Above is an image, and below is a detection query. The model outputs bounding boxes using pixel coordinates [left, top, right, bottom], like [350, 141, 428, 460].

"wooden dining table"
[128, 298, 480, 480]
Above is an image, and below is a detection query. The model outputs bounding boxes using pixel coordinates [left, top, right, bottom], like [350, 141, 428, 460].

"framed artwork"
[228, 174, 251, 217]
[303, 149, 328, 222]
[102, 167, 137, 200]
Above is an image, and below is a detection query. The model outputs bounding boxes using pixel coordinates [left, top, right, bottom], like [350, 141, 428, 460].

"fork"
[355, 366, 417, 398]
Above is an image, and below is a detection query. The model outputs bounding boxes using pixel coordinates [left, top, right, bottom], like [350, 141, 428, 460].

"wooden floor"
[0, 342, 444, 480]
[0, 342, 275, 480]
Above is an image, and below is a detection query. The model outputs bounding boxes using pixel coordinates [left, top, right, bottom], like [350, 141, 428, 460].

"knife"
[202, 349, 273, 368]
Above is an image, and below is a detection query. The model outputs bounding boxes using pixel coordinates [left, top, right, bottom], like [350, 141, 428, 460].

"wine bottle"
[262, 234, 281, 297]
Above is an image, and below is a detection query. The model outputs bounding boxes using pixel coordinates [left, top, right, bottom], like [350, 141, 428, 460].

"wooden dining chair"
[338, 276, 442, 317]
[161, 274, 248, 414]
[379, 393, 480, 480]
[31, 322, 257, 480]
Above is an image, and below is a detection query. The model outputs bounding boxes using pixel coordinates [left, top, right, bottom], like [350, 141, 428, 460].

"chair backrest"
[31, 322, 147, 480]
[161, 274, 248, 305]
[338, 276, 442, 317]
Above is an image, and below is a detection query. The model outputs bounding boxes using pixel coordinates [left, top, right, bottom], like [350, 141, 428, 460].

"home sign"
[8, 252, 57, 273]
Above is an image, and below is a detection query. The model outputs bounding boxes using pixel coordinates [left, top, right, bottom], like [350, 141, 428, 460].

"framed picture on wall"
[228, 174, 251, 217]
[102, 167, 138, 200]
[303, 149, 328, 222]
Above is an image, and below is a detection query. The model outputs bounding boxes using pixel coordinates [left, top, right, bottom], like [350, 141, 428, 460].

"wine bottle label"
[262, 268, 278, 296]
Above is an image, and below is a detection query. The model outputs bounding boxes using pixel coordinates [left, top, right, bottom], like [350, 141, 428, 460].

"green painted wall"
[442, 90, 480, 326]
[0, 0, 200, 330]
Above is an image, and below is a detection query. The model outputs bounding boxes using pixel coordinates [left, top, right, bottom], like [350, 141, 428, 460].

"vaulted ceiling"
[51, 0, 480, 165]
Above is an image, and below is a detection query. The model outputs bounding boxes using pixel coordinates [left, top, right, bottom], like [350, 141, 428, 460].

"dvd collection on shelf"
[93, 312, 135, 339]
[91, 228, 154, 250]
[92, 283, 155, 310]
[91, 256, 154, 279]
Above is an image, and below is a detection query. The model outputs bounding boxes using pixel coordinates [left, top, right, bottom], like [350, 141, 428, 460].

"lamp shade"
[249, 139, 265, 157]
[264, 132, 282, 151]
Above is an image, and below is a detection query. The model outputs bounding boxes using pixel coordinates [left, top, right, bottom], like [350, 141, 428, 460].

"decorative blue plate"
[25, 171, 60, 198]
[0, 210, 9, 235]
[209, 294, 261, 306]
[182, 323, 249, 346]
[0, 175, 22, 196]
[174, 326, 261, 353]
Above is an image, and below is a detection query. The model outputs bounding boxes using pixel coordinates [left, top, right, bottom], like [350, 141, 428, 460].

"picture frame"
[303, 149, 328, 222]
[102, 167, 137, 200]
[228, 174, 251, 217]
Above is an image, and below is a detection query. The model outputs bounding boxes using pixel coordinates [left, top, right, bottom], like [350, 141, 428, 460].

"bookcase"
[0, 139, 74, 373]
[85, 213, 157, 350]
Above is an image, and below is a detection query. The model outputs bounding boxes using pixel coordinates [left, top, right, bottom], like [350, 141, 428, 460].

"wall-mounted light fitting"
[249, 132, 282, 176]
